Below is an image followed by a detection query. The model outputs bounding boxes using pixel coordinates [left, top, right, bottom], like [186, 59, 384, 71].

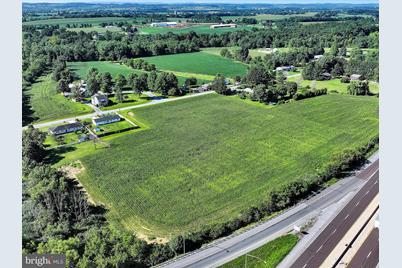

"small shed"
[91, 93, 109, 107]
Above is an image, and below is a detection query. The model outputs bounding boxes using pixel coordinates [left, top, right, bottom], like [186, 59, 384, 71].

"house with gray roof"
[92, 114, 121, 126]
[48, 122, 83, 136]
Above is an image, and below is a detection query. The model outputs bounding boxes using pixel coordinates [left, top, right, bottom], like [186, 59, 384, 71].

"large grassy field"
[287, 75, 379, 94]
[67, 61, 211, 86]
[219, 234, 299, 268]
[139, 24, 256, 35]
[140, 51, 248, 78]
[26, 75, 93, 123]
[55, 93, 378, 239]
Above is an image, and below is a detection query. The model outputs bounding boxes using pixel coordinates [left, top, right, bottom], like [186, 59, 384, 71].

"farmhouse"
[91, 93, 109, 107]
[48, 122, 83, 136]
[150, 22, 178, 27]
[92, 114, 121, 126]
[350, 74, 362, 81]
[191, 84, 210, 93]
[210, 23, 237, 29]
[276, 66, 295, 72]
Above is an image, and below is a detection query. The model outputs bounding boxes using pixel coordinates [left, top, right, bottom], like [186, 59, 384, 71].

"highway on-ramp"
[156, 156, 379, 268]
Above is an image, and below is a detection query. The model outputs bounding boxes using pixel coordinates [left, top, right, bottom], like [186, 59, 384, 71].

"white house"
[91, 93, 109, 107]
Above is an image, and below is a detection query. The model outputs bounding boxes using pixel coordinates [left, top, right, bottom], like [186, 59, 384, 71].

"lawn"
[219, 234, 299, 268]
[93, 120, 136, 136]
[67, 61, 210, 86]
[287, 75, 379, 94]
[55, 93, 378, 239]
[140, 51, 248, 78]
[139, 24, 256, 35]
[101, 93, 150, 111]
[26, 75, 93, 123]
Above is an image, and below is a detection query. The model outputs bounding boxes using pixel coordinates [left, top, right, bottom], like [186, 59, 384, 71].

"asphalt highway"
[289, 160, 379, 268]
[157, 157, 378, 268]
[347, 228, 379, 268]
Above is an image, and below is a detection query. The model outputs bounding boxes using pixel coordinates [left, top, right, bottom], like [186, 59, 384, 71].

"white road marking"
[355, 201, 360, 206]
[367, 251, 372, 258]
[316, 245, 323, 253]
[344, 214, 350, 220]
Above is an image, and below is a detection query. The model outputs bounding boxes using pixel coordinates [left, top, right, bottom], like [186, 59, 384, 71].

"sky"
[22, 0, 379, 4]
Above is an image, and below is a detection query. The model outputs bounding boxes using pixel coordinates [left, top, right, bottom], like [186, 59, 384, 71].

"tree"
[22, 126, 47, 174]
[100, 72, 113, 93]
[235, 47, 249, 62]
[147, 71, 158, 91]
[347, 81, 370, 95]
[244, 65, 274, 86]
[286, 81, 298, 97]
[155, 72, 178, 96]
[115, 87, 124, 103]
[52, 60, 67, 81]
[86, 68, 100, 96]
[115, 74, 127, 90]
[185, 77, 197, 87]
[211, 74, 229, 95]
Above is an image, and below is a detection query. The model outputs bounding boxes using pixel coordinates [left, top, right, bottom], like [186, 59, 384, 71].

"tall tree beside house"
[57, 69, 74, 92]
[235, 47, 249, 62]
[115, 74, 127, 90]
[86, 68, 100, 96]
[100, 72, 113, 94]
[211, 74, 229, 95]
[115, 87, 124, 103]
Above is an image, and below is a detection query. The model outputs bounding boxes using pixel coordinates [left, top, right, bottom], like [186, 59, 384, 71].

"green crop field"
[23, 17, 137, 26]
[26, 75, 93, 123]
[140, 51, 248, 78]
[55, 93, 378, 239]
[219, 234, 299, 268]
[139, 24, 256, 35]
[287, 75, 379, 94]
[67, 61, 210, 86]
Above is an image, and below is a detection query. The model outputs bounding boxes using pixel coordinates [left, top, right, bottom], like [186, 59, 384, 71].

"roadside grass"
[287, 76, 379, 94]
[53, 93, 379, 238]
[219, 234, 299, 268]
[140, 51, 248, 78]
[26, 75, 93, 123]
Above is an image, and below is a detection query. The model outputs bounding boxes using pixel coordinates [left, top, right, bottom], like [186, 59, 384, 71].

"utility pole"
[183, 233, 186, 254]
